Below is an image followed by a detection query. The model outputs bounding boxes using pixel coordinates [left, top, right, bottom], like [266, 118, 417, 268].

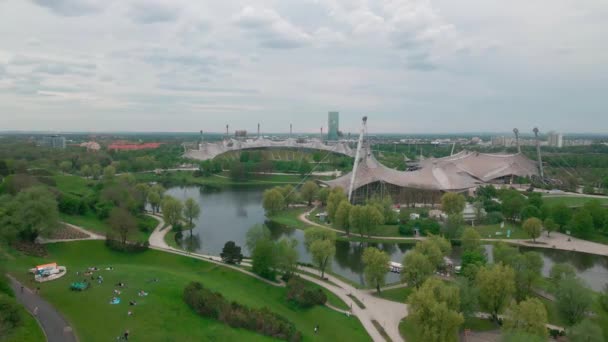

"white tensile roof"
[324, 149, 539, 192]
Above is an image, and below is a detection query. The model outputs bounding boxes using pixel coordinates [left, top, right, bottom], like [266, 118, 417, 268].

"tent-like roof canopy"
[324, 149, 539, 192]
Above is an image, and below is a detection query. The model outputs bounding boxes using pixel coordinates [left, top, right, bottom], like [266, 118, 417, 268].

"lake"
[166, 186, 608, 290]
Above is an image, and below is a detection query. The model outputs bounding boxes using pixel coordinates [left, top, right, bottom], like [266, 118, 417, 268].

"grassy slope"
[400, 317, 496, 341]
[5, 307, 46, 342]
[7, 241, 369, 342]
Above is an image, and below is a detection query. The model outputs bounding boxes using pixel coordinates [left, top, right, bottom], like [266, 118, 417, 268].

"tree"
[527, 193, 543, 209]
[183, 198, 201, 236]
[456, 278, 478, 318]
[460, 227, 481, 253]
[59, 160, 72, 174]
[511, 252, 543, 301]
[327, 189, 347, 222]
[409, 278, 464, 342]
[78, 164, 90, 178]
[401, 250, 434, 288]
[476, 264, 516, 321]
[252, 239, 276, 279]
[348, 205, 364, 237]
[220, 241, 243, 264]
[13, 186, 60, 241]
[555, 276, 593, 326]
[262, 189, 285, 216]
[274, 237, 299, 277]
[551, 203, 572, 230]
[549, 263, 575, 285]
[90, 163, 102, 180]
[361, 205, 384, 237]
[133, 183, 150, 212]
[148, 191, 161, 214]
[502, 298, 548, 339]
[246, 224, 271, 254]
[362, 247, 390, 293]
[317, 188, 330, 206]
[441, 192, 466, 216]
[567, 319, 603, 342]
[161, 196, 183, 229]
[460, 250, 486, 280]
[334, 200, 352, 235]
[473, 200, 485, 223]
[502, 193, 526, 221]
[279, 185, 298, 207]
[583, 199, 606, 230]
[570, 209, 593, 238]
[523, 217, 543, 242]
[103, 165, 115, 182]
[309, 239, 335, 279]
[303, 227, 336, 248]
[108, 207, 136, 244]
[520, 205, 541, 222]
[543, 217, 558, 237]
[414, 236, 450, 269]
[300, 181, 318, 206]
[493, 242, 519, 266]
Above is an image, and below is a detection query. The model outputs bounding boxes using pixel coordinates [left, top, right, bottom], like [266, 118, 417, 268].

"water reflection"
[167, 186, 608, 290]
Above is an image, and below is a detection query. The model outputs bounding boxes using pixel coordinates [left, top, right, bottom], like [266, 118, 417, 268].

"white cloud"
[234, 6, 312, 49]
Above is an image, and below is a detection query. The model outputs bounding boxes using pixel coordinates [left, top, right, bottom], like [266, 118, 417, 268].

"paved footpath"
[8, 275, 78, 342]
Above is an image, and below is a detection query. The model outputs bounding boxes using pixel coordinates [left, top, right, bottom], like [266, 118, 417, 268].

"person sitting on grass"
[129, 300, 137, 306]
[138, 290, 148, 297]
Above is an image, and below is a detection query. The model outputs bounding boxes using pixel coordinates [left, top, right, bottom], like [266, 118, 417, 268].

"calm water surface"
[167, 186, 608, 290]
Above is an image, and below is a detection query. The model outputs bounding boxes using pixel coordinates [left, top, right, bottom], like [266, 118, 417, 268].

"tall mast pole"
[533, 127, 544, 179]
[348, 116, 367, 203]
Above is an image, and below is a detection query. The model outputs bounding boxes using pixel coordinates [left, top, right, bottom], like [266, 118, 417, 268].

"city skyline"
[1, 0, 607, 133]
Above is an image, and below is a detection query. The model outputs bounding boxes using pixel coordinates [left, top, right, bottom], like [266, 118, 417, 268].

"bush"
[398, 224, 414, 236]
[105, 237, 149, 253]
[485, 211, 504, 224]
[286, 277, 327, 308]
[58, 193, 86, 215]
[95, 201, 114, 220]
[0, 294, 23, 338]
[184, 282, 302, 341]
[600, 285, 608, 312]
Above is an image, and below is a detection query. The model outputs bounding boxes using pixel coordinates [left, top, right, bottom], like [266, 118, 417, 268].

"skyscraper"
[547, 131, 563, 148]
[328, 111, 339, 140]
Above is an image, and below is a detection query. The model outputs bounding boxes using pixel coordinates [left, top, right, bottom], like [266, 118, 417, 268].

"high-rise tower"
[328, 111, 339, 140]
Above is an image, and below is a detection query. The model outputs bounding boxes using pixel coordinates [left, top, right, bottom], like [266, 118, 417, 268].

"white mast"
[348, 116, 367, 203]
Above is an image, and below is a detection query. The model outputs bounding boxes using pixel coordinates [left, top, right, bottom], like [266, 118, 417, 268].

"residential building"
[547, 131, 563, 148]
[328, 111, 339, 141]
[40, 135, 66, 149]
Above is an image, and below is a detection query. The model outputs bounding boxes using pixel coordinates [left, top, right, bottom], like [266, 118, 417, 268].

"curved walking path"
[298, 207, 608, 257]
[8, 275, 78, 342]
[147, 214, 406, 341]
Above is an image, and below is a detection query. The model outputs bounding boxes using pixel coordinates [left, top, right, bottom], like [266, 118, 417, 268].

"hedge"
[183, 282, 301, 341]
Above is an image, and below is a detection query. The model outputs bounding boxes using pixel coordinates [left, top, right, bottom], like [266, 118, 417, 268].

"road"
[8, 275, 78, 342]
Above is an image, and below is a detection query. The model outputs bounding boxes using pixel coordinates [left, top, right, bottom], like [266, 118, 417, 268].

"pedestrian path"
[8, 275, 78, 342]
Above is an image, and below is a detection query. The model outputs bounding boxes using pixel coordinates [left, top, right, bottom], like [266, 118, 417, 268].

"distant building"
[547, 132, 563, 148]
[40, 135, 66, 149]
[328, 111, 339, 141]
[79, 141, 101, 151]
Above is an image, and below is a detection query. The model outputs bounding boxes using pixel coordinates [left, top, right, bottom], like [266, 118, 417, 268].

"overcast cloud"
[0, 0, 607, 133]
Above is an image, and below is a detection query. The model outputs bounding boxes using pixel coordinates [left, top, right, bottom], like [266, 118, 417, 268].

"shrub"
[95, 201, 114, 220]
[398, 224, 414, 236]
[184, 282, 302, 341]
[286, 277, 327, 308]
[0, 294, 23, 337]
[485, 211, 504, 224]
[58, 193, 86, 215]
[105, 237, 149, 253]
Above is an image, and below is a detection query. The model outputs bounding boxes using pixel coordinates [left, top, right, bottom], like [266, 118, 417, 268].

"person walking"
[20, 285, 24, 293]
[33, 306, 39, 316]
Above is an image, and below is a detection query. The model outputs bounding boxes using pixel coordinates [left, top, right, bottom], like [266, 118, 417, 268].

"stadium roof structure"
[324, 149, 539, 192]
[184, 137, 355, 161]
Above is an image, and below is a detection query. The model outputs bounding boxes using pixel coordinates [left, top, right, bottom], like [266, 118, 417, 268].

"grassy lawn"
[269, 208, 311, 230]
[474, 223, 528, 239]
[60, 211, 157, 242]
[135, 171, 316, 187]
[53, 175, 95, 197]
[6, 241, 369, 342]
[306, 208, 402, 237]
[4, 306, 46, 342]
[375, 286, 413, 303]
[543, 195, 608, 207]
[463, 317, 497, 331]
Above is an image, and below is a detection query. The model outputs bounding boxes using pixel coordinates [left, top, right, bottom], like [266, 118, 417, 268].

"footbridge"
[184, 137, 356, 161]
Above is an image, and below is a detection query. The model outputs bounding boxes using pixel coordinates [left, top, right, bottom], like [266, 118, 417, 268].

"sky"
[0, 0, 607, 134]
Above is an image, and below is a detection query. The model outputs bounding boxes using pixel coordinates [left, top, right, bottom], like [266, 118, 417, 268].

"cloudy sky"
[0, 0, 607, 134]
